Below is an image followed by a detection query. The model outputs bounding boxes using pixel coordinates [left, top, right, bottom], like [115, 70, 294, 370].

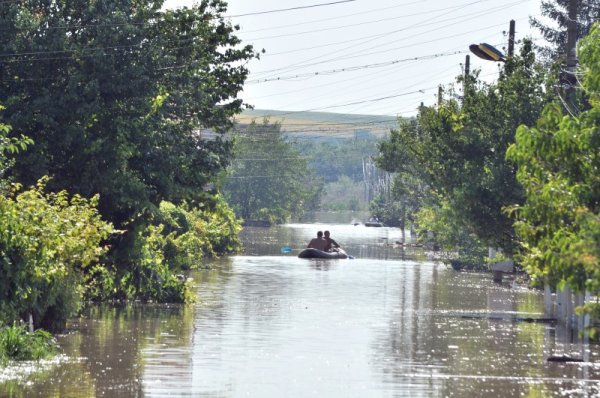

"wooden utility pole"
[508, 20, 515, 58]
[437, 85, 443, 109]
[463, 54, 470, 101]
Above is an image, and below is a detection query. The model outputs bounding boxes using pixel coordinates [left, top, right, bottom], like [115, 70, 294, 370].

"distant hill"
[235, 109, 399, 138]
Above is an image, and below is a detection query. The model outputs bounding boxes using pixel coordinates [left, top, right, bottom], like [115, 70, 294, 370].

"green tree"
[0, 105, 32, 193]
[0, 0, 255, 228]
[0, 1, 256, 303]
[531, 0, 600, 59]
[298, 133, 380, 183]
[376, 41, 548, 261]
[506, 24, 600, 319]
[224, 120, 323, 224]
[369, 171, 427, 229]
[322, 175, 366, 211]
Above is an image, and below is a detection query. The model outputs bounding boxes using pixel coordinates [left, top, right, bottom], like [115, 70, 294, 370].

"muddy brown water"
[1, 222, 600, 397]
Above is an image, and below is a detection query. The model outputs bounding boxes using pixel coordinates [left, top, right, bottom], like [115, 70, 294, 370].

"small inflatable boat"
[298, 248, 348, 259]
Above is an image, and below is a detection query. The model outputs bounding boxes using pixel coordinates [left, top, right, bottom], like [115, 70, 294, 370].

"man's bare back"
[307, 231, 327, 251]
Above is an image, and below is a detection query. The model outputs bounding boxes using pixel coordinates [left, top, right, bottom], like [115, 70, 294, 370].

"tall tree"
[506, 24, 600, 318]
[224, 120, 323, 224]
[0, 0, 256, 227]
[530, 0, 600, 59]
[376, 41, 548, 257]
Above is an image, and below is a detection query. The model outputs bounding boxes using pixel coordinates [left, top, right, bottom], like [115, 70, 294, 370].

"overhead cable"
[246, 51, 464, 84]
[227, 0, 356, 18]
[238, 0, 427, 34]
[251, 0, 527, 78]
[243, 0, 504, 41]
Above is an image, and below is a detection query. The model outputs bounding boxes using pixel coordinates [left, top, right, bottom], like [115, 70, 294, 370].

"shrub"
[157, 198, 241, 270]
[0, 178, 113, 331]
[0, 324, 58, 364]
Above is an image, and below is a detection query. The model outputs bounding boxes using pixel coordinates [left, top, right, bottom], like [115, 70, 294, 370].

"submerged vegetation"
[0, 325, 58, 365]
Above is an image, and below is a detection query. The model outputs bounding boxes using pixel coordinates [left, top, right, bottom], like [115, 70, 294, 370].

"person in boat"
[323, 230, 340, 252]
[307, 231, 327, 251]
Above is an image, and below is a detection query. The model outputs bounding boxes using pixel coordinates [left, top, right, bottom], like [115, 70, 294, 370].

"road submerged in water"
[1, 223, 599, 397]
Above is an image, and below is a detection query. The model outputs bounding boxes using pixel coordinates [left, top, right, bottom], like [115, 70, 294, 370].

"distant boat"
[364, 221, 384, 227]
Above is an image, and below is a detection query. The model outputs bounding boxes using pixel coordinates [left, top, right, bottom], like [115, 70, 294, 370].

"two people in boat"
[307, 230, 340, 252]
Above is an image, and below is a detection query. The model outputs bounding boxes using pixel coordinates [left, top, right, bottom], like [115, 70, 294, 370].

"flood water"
[2, 222, 600, 397]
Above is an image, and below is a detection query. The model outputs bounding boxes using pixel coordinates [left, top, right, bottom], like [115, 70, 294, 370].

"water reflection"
[2, 223, 600, 397]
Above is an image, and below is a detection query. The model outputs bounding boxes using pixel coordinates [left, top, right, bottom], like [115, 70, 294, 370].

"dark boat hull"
[298, 248, 348, 259]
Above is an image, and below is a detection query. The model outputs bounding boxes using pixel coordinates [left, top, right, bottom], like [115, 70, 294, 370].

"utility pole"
[463, 54, 470, 102]
[508, 20, 515, 58]
[437, 85, 443, 109]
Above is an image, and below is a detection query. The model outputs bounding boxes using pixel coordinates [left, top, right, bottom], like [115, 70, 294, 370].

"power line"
[241, 0, 499, 41]
[246, 51, 464, 84]
[227, 0, 356, 18]
[232, 154, 369, 161]
[247, 26, 506, 102]
[249, 1, 481, 77]
[237, 0, 427, 34]
[240, 64, 501, 126]
[254, 34, 499, 109]
[260, 14, 522, 58]
[280, 86, 438, 114]
[250, 0, 527, 78]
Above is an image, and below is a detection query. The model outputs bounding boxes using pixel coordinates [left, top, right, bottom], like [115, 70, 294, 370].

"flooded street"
[2, 222, 600, 397]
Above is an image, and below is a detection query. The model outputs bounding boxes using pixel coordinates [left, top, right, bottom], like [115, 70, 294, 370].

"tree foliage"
[297, 133, 380, 183]
[0, 0, 256, 228]
[294, 132, 380, 212]
[507, 24, 600, 303]
[157, 198, 241, 270]
[531, 0, 600, 59]
[0, 178, 113, 331]
[224, 120, 323, 224]
[369, 172, 426, 228]
[0, 1, 256, 308]
[376, 41, 548, 260]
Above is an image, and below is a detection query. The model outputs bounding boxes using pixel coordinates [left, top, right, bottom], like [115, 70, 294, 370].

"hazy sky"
[164, 0, 544, 117]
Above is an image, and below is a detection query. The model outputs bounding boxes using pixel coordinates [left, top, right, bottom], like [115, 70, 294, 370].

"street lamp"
[469, 43, 505, 62]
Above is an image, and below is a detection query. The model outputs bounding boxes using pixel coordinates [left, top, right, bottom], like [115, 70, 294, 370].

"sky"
[163, 0, 545, 117]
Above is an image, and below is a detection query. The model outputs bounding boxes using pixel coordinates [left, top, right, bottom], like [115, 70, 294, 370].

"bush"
[117, 225, 190, 303]
[101, 197, 241, 304]
[0, 178, 113, 331]
[415, 202, 488, 270]
[0, 324, 58, 364]
[157, 198, 241, 270]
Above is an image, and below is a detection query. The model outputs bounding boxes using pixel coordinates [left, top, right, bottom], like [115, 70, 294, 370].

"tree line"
[374, 7, 600, 327]
[0, 0, 255, 355]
